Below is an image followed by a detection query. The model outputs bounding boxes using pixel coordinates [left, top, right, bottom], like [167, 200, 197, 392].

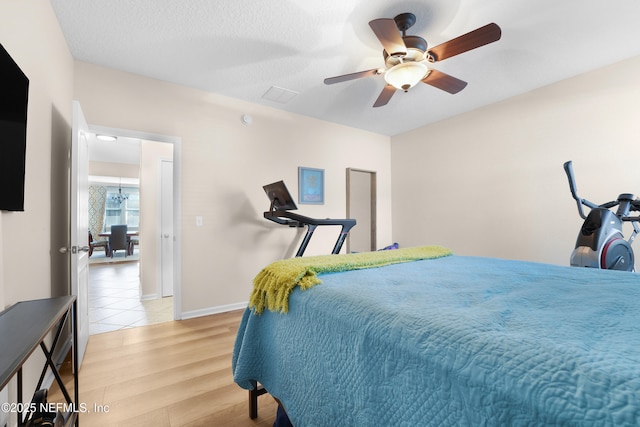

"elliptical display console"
[564, 161, 640, 271]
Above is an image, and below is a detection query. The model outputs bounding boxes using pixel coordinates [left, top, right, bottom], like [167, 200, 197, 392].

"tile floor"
[88, 260, 173, 335]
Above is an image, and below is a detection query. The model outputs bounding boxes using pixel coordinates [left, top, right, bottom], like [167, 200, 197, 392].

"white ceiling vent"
[262, 86, 299, 104]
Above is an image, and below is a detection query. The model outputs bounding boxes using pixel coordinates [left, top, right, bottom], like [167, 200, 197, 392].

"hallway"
[89, 261, 173, 334]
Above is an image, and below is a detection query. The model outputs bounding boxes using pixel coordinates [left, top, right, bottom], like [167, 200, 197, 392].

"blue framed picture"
[298, 167, 324, 204]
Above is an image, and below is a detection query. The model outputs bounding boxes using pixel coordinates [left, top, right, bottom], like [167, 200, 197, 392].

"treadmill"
[262, 180, 356, 257]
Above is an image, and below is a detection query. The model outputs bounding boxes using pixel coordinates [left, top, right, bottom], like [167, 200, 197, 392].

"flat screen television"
[0, 43, 29, 211]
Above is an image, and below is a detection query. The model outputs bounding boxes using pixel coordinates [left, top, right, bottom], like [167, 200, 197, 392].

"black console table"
[0, 296, 79, 426]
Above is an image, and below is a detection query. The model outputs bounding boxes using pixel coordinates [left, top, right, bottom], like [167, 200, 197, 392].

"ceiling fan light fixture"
[384, 62, 428, 92]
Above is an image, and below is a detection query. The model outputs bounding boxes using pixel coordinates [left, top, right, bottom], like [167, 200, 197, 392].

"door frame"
[89, 124, 182, 320]
[159, 158, 174, 297]
[346, 168, 377, 252]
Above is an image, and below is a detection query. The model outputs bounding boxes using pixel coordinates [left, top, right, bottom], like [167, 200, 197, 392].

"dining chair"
[128, 235, 139, 255]
[88, 229, 109, 257]
[109, 225, 129, 258]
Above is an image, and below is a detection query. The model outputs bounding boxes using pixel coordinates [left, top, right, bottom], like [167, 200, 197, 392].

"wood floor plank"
[81, 337, 233, 388]
[48, 310, 277, 426]
[116, 408, 172, 427]
[79, 329, 237, 392]
[167, 385, 279, 427]
[177, 395, 278, 427]
[102, 354, 230, 402]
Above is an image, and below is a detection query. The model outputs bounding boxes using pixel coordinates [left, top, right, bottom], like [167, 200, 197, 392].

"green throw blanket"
[249, 245, 452, 314]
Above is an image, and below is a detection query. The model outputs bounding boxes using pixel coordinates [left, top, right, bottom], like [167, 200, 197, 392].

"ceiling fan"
[324, 13, 501, 107]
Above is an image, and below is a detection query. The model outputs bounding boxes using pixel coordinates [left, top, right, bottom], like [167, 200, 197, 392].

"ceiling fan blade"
[369, 18, 407, 57]
[324, 69, 379, 85]
[428, 23, 501, 62]
[373, 84, 396, 107]
[422, 69, 467, 94]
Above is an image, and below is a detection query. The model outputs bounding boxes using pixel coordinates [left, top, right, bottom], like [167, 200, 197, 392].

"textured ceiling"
[50, 0, 640, 136]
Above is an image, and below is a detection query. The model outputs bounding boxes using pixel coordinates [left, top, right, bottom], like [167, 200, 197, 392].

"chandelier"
[112, 179, 129, 204]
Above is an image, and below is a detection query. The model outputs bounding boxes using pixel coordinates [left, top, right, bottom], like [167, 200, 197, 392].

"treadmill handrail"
[264, 210, 356, 227]
[264, 210, 356, 256]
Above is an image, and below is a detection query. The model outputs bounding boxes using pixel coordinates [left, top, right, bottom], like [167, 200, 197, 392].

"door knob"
[60, 246, 90, 254]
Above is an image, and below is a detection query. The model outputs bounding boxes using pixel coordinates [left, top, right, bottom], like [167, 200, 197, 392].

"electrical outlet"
[196, 216, 203, 227]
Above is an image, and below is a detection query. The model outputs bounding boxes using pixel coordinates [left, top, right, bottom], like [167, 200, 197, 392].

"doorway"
[87, 124, 181, 332]
[346, 168, 377, 253]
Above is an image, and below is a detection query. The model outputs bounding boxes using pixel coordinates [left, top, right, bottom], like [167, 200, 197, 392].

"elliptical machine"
[563, 160, 640, 271]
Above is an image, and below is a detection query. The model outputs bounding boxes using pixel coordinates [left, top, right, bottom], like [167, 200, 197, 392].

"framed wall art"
[298, 167, 324, 205]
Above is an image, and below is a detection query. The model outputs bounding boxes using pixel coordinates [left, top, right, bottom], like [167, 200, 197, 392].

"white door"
[70, 101, 90, 366]
[161, 160, 174, 297]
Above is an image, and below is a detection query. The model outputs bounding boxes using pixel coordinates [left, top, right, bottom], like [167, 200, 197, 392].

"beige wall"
[1, 1, 73, 303]
[391, 55, 640, 269]
[0, 0, 74, 416]
[73, 62, 392, 316]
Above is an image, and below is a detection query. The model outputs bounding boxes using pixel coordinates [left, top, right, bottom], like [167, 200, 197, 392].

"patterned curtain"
[88, 185, 107, 241]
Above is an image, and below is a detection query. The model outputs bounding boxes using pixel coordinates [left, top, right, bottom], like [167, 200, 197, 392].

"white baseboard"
[140, 293, 159, 301]
[179, 301, 248, 320]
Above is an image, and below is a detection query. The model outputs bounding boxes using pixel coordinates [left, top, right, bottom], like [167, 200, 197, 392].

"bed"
[232, 247, 640, 426]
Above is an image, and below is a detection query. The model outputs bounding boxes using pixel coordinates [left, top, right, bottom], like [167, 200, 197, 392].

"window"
[104, 186, 139, 231]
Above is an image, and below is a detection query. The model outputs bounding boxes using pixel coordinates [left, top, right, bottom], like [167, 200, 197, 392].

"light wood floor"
[50, 310, 277, 427]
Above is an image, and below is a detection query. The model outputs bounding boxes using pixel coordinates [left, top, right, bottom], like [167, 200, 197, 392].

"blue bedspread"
[232, 256, 640, 426]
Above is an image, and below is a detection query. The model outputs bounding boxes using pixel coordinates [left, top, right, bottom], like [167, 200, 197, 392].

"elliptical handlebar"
[599, 200, 619, 209]
[563, 161, 597, 219]
[564, 160, 640, 222]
